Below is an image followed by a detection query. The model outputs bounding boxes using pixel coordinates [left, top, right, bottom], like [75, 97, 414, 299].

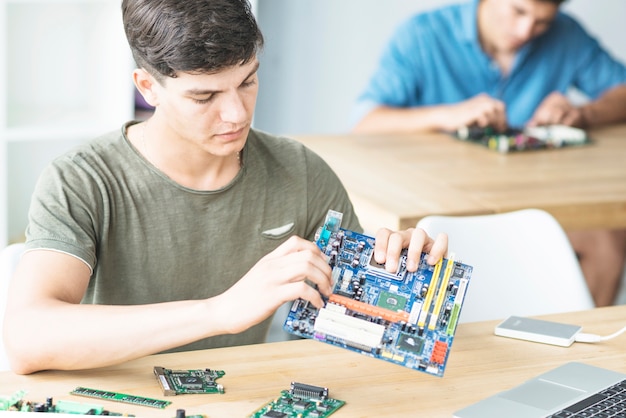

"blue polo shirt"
[354, 0, 626, 128]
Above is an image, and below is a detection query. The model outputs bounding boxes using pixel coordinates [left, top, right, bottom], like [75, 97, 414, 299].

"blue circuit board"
[283, 210, 473, 377]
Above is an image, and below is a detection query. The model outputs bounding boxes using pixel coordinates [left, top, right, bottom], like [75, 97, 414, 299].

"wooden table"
[2, 305, 625, 417]
[293, 125, 626, 233]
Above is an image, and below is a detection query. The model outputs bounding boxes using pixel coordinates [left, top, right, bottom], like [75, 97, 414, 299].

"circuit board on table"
[0, 389, 135, 415]
[283, 210, 473, 377]
[454, 124, 590, 153]
[249, 382, 344, 418]
[154, 366, 225, 395]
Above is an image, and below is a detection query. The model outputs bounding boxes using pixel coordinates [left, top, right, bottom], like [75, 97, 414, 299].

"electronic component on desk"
[248, 382, 345, 418]
[70, 386, 171, 409]
[174, 409, 206, 418]
[0, 389, 134, 415]
[494, 315, 582, 347]
[154, 366, 225, 396]
[455, 124, 590, 153]
[283, 210, 473, 377]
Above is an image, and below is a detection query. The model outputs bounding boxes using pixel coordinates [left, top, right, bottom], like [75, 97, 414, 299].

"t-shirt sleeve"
[353, 18, 425, 119]
[302, 149, 362, 240]
[564, 17, 626, 97]
[25, 157, 101, 270]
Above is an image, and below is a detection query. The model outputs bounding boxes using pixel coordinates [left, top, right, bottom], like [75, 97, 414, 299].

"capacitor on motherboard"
[336, 231, 345, 247]
[329, 250, 338, 267]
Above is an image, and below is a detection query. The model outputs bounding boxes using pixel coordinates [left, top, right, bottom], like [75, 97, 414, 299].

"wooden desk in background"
[293, 124, 626, 233]
[1, 305, 625, 417]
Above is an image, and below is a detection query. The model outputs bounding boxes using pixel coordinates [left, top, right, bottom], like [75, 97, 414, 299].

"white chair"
[0, 242, 25, 371]
[416, 209, 595, 323]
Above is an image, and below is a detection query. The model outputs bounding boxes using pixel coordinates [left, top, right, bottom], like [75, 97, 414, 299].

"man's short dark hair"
[122, 0, 264, 82]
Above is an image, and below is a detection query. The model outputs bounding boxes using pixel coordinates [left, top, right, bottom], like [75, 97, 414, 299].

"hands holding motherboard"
[373, 227, 448, 273]
[218, 225, 448, 335]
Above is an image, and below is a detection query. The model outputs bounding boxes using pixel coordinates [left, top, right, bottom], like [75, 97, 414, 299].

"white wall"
[254, 0, 626, 136]
[4, 0, 624, 243]
[2, 1, 134, 244]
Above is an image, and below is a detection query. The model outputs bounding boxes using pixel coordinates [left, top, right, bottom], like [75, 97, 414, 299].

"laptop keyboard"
[548, 379, 626, 417]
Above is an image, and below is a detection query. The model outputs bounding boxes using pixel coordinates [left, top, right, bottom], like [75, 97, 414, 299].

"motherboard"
[283, 210, 473, 377]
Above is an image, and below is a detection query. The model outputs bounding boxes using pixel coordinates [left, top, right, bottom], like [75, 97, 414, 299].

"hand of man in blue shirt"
[527, 92, 585, 128]
[448, 93, 508, 132]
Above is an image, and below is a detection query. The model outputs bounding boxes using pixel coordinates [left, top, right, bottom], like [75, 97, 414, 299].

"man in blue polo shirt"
[352, 0, 626, 307]
[352, 0, 626, 132]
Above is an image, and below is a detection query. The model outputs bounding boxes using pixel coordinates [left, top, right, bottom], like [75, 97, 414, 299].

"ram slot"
[417, 259, 443, 328]
[428, 255, 455, 330]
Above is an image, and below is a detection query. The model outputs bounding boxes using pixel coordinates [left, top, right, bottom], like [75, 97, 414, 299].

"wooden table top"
[2, 305, 625, 417]
[293, 124, 626, 232]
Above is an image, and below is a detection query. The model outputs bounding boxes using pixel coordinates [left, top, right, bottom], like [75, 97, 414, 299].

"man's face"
[481, 0, 560, 53]
[151, 59, 260, 157]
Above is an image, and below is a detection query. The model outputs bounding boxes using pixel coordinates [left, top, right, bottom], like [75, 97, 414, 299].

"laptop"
[453, 362, 626, 418]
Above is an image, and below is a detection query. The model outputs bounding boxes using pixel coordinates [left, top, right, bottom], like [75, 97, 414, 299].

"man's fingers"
[374, 228, 392, 264]
[426, 233, 449, 265]
[280, 281, 325, 309]
[265, 235, 320, 258]
[406, 228, 428, 271]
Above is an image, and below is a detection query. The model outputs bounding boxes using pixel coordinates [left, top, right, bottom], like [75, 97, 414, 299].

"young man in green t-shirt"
[3, 0, 447, 374]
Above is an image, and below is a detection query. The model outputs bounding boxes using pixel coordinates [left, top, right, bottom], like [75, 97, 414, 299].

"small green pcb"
[154, 366, 226, 396]
[1, 390, 134, 415]
[249, 382, 345, 418]
[70, 386, 171, 409]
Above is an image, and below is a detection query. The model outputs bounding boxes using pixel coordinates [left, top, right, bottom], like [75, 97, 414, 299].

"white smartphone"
[494, 315, 582, 347]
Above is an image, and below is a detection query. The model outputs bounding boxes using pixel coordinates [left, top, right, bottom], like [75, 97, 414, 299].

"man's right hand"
[215, 236, 333, 334]
[447, 94, 508, 132]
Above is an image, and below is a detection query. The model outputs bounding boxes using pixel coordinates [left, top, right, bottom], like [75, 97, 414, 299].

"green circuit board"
[0, 389, 134, 415]
[249, 382, 344, 418]
[70, 387, 170, 409]
[154, 366, 225, 395]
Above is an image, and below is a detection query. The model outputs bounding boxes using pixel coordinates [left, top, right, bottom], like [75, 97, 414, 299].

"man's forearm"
[580, 84, 626, 127]
[352, 105, 452, 134]
[4, 298, 224, 374]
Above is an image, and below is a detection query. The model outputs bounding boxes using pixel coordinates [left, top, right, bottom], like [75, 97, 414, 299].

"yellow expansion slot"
[428, 254, 455, 330]
[417, 258, 443, 328]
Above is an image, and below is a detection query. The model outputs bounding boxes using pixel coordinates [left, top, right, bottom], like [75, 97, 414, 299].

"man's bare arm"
[352, 94, 507, 134]
[580, 84, 626, 127]
[3, 238, 334, 374]
[3, 250, 235, 374]
[528, 85, 626, 128]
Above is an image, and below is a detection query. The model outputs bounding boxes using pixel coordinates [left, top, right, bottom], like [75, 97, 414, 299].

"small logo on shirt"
[261, 222, 295, 237]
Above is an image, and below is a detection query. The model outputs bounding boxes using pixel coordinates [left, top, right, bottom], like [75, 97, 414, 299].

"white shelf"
[1, 0, 135, 246]
[4, 125, 121, 142]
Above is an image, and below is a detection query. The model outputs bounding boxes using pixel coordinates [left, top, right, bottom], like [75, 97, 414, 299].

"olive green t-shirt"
[25, 123, 361, 352]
